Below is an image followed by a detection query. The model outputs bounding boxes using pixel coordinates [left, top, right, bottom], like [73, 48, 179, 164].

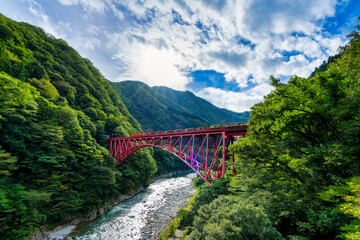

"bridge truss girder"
[108, 129, 246, 184]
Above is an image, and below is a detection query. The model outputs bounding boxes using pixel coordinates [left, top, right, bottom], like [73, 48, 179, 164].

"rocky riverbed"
[55, 173, 197, 240]
[140, 175, 196, 240]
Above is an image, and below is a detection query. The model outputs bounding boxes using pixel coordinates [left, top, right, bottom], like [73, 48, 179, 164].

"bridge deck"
[110, 124, 248, 140]
[108, 122, 248, 184]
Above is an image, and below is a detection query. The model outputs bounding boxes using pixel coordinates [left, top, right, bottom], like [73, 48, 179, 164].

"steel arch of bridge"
[108, 125, 247, 184]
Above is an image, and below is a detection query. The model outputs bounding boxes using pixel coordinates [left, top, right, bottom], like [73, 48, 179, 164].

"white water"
[59, 173, 196, 240]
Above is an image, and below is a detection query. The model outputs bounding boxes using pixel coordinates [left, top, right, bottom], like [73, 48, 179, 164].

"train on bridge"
[130, 121, 248, 137]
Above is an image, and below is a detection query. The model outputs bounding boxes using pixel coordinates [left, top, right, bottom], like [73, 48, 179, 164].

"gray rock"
[175, 229, 184, 238]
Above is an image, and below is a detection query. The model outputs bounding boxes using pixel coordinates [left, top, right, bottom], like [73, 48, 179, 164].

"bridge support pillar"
[108, 124, 247, 184]
[221, 131, 226, 177]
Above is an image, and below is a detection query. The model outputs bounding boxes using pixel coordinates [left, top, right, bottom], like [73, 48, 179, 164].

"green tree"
[0, 146, 17, 177]
[25, 61, 48, 79]
[0, 14, 164, 239]
[188, 195, 282, 240]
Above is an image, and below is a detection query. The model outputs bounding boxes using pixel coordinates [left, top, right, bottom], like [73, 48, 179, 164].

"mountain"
[111, 81, 250, 132]
[153, 86, 250, 124]
[0, 14, 140, 139]
[0, 14, 186, 239]
[111, 81, 208, 131]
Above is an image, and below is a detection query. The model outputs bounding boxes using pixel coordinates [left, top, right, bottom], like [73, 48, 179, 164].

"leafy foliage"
[152, 147, 189, 176]
[177, 178, 230, 230]
[0, 14, 183, 239]
[0, 73, 157, 235]
[176, 17, 360, 240]
[0, 13, 140, 137]
[320, 177, 360, 239]
[309, 54, 341, 78]
[187, 195, 282, 240]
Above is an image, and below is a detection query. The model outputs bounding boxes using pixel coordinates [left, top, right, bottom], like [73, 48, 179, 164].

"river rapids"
[46, 173, 196, 240]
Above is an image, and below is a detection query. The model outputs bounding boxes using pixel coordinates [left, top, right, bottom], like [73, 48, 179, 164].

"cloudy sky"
[1, 0, 359, 112]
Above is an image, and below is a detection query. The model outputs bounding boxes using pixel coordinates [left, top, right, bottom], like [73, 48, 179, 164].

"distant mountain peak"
[111, 81, 249, 131]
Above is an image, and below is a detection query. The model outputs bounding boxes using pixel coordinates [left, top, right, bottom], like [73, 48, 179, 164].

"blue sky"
[0, 0, 359, 112]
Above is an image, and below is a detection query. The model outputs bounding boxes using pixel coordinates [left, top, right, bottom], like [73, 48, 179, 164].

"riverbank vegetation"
[0, 14, 188, 239]
[168, 18, 360, 240]
[1, 10, 359, 240]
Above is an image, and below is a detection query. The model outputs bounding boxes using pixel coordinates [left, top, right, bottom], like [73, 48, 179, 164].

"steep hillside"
[111, 81, 250, 132]
[0, 14, 161, 239]
[111, 81, 208, 131]
[0, 14, 140, 140]
[153, 86, 250, 124]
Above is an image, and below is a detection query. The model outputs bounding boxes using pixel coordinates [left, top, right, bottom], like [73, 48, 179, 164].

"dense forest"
[1, 9, 359, 240]
[0, 14, 188, 239]
[111, 81, 208, 131]
[162, 18, 360, 240]
[152, 86, 250, 125]
[111, 81, 249, 132]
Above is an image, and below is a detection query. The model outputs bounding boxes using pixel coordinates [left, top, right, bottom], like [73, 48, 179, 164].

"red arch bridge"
[108, 122, 248, 184]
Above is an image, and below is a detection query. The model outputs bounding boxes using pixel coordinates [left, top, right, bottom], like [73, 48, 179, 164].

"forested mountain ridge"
[111, 81, 208, 131]
[0, 14, 187, 239]
[153, 86, 250, 124]
[111, 81, 250, 132]
[0, 14, 140, 139]
[2, 9, 358, 240]
[168, 18, 360, 240]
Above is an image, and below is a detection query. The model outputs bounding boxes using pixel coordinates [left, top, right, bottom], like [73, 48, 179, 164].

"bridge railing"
[108, 122, 248, 184]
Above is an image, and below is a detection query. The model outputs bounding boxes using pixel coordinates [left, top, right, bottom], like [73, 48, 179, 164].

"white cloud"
[27, 2, 64, 38]
[127, 44, 190, 90]
[57, 0, 125, 18]
[195, 84, 275, 112]
[57, 0, 106, 13]
[3, 0, 351, 111]
[25, 0, 349, 93]
[56, 0, 80, 5]
[100, 0, 347, 89]
[71, 34, 102, 51]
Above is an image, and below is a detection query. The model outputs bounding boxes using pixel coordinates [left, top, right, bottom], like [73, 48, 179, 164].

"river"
[47, 173, 196, 240]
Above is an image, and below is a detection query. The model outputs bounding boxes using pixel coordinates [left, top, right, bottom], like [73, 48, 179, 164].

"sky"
[1, 0, 359, 112]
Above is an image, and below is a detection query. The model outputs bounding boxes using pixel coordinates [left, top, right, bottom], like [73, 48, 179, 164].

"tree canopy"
[175, 17, 360, 240]
[0, 14, 188, 239]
